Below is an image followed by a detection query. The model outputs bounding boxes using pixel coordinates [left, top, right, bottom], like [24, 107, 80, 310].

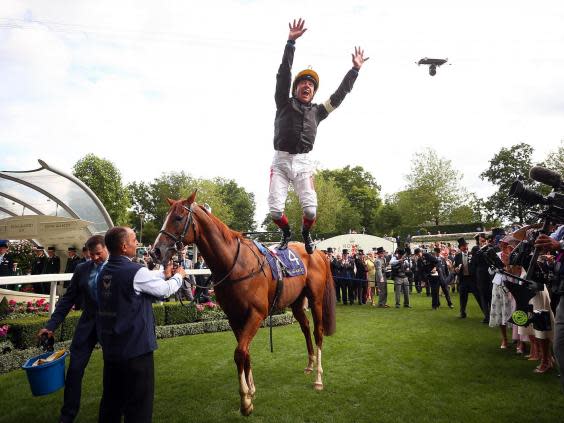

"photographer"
[390, 249, 411, 308]
[535, 225, 564, 387]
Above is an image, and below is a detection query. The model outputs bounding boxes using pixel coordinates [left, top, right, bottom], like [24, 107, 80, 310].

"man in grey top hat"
[375, 247, 389, 307]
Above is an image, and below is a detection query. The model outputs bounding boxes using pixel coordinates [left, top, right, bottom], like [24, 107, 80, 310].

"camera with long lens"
[509, 167, 564, 222]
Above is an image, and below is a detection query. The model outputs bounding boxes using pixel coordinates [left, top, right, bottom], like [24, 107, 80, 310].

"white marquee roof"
[0, 159, 112, 245]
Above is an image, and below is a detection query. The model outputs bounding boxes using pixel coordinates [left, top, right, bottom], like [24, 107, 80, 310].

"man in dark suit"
[65, 247, 81, 274]
[472, 232, 494, 323]
[45, 246, 61, 274]
[414, 248, 440, 309]
[0, 240, 13, 277]
[354, 250, 368, 304]
[38, 235, 108, 423]
[31, 246, 48, 293]
[454, 237, 482, 318]
[0, 240, 14, 289]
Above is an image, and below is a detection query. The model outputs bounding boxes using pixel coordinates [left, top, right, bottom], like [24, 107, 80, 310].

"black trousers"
[414, 274, 422, 294]
[459, 282, 482, 316]
[345, 278, 355, 304]
[354, 278, 367, 304]
[60, 328, 98, 423]
[430, 276, 452, 308]
[99, 351, 154, 423]
[333, 276, 341, 302]
[476, 272, 492, 319]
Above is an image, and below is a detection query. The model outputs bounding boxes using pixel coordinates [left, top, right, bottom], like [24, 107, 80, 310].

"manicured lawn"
[1, 291, 563, 423]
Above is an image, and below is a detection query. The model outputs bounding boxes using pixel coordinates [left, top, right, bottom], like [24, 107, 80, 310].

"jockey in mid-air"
[268, 18, 368, 254]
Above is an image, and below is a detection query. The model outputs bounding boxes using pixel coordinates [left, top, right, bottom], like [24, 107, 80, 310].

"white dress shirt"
[133, 266, 183, 298]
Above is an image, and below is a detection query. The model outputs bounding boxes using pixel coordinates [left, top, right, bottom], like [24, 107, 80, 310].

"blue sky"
[1, 0, 563, 224]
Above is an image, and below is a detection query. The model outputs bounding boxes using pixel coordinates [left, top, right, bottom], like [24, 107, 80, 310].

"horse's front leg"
[235, 347, 253, 416]
[233, 313, 262, 416]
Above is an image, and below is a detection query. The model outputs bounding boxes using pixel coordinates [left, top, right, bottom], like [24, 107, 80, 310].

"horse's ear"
[166, 198, 175, 206]
[187, 190, 197, 204]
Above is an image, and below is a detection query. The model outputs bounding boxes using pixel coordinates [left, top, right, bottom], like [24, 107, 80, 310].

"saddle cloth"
[253, 240, 306, 281]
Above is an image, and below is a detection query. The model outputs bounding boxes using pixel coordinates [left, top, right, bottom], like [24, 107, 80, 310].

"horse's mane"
[196, 204, 244, 242]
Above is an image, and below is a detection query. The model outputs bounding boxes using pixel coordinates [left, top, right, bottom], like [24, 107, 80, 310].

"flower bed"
[4, 298, 51, 318]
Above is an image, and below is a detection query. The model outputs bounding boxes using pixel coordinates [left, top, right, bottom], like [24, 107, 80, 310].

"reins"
[159, 203, 266, 290]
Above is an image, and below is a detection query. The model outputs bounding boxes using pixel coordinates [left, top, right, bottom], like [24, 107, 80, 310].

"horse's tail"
[322, 258, 336, 336]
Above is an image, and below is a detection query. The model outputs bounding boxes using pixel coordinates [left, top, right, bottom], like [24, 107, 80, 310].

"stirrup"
[301, 228, 315, 254]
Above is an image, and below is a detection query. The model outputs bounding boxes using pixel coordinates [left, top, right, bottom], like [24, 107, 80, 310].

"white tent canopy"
[316, 233, 396, 255]
[0, 159, 112, 247]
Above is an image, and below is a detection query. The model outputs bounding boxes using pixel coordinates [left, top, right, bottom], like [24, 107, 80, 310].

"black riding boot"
[278, 225, 292, 250]
[301, 227, 315, 254]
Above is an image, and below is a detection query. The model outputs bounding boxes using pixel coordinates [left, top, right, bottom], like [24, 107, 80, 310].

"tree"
[128, 173, 256, 243]
[318, 166, 382, 233]
[402, 148, 464, 226]
[73, 154, 131, 225]
[215, 178, 256, 232]
[544, 140, 564, 176]
[374, 202, 402, 235]
[480, 143, 538, 224]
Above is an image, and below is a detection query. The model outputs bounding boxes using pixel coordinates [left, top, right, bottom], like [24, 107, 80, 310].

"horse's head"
[150, 190, 198, 265]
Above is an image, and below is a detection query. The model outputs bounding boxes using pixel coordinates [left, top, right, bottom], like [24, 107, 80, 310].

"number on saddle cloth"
[252, 240, 306, 280]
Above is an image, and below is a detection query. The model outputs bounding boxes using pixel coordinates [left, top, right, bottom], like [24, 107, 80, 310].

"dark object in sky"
[417, 57, 448, 76]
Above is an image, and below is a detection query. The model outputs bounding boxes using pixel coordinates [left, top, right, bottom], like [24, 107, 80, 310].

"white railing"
[0, 268, 212, 316]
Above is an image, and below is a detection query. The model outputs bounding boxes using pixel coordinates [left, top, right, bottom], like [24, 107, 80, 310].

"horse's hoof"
[313, 382, 324, 391]
[304, 367, 313, 374]
[240, 403, 254, 416]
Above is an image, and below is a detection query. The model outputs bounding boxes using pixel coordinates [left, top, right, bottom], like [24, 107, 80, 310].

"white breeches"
[268, 151, 317, 219]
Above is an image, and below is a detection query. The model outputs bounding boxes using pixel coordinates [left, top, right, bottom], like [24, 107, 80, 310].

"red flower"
[8, 300, 16, 306]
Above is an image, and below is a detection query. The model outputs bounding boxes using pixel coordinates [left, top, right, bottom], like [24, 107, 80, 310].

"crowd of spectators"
[324, 224, 562, 377]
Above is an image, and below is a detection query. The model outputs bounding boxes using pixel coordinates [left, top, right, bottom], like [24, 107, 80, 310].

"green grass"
[1, 291, 563, 423]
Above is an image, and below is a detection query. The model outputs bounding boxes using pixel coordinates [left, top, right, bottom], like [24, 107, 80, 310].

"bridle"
[157, 203, 266, 289]
[158, 204, 197, 254]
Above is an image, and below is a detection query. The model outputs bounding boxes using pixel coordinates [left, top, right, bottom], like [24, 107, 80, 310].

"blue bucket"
[22, 351, 68, 396]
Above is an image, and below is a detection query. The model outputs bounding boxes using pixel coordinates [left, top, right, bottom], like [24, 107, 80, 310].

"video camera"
[509, 166, 564, 222]
[480, 166, 564, 329]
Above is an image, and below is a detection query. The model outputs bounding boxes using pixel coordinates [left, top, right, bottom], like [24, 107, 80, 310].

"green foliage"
[446, 205, 475, 224]
[7, 240, 34, 274]
[0, 315, 59, 350]
[400, 148, 465, 226]
[319, 166, 382, 233]
[59, 311, 82, 342]
[215, 178, 256, 232]
[374, 202, 402, 236]
[128, 172, 257, 243]
[480, 143, 539, 224]
[543, 139, 564, 176]
[73, 154, 131, 225]
[152, 303, 166, 326]
[163, 302, 198, 325]
[0, 298, 8, 318]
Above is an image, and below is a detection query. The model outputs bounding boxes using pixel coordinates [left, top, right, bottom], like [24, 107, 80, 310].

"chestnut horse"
[151, 192, 336, 416]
